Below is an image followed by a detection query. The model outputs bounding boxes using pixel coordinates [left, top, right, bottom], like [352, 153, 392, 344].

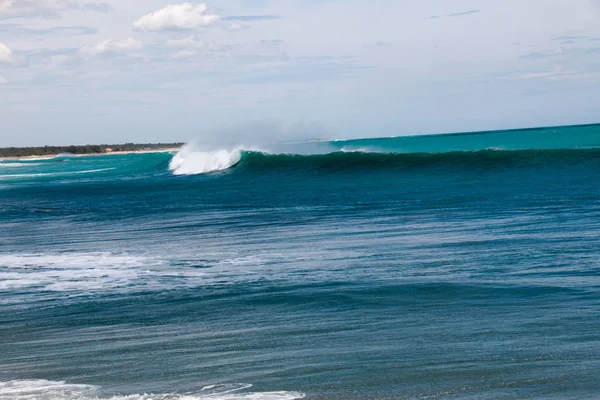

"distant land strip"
[0, 143, 184, 158]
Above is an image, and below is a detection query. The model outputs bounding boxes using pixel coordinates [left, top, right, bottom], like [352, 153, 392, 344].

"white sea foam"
[0, 252, 281, 299]
[340, 146, 376, 153]
[0, 381, 304, 400]
[0, 163, 41, 168]
[485, 147, 506, 151]
[12, 156, 57, 161]
[169, 144, 244, 175]
[0, 168, 115, 180]
[0, 173, 49, 179]
[0, 253, 208, 297]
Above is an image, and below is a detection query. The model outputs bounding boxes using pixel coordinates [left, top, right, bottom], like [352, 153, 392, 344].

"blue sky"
[1, 0, 600, 146]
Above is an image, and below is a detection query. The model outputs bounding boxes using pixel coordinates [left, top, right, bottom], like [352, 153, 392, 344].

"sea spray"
[168, 143, 273, 175]
[169, 143, 243, 175]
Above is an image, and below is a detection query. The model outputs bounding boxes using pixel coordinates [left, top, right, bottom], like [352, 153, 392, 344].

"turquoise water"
[1, 124, 600, 399]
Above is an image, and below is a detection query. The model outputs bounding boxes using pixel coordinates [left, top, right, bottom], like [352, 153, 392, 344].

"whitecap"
[169, 145, 243, 175]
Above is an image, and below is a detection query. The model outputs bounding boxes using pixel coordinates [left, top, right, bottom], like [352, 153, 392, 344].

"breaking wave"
[166, 123, 600, 175]
[169, 144, 245, 175]
[167, 148, 600, 176]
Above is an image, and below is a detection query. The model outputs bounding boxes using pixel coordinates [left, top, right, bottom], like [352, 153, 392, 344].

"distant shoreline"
[0, 148, 181, 161]
[0, 143, 183, 161]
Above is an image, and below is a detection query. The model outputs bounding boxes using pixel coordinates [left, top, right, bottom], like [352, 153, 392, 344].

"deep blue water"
[1, 125, 600, 399]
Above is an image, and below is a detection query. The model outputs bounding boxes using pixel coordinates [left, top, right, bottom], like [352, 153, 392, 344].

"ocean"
[1, 124, 600, 399]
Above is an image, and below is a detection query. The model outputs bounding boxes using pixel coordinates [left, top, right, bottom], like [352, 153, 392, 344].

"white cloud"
[0, 42, 13, 64]
[133, 3, 219, 31]
[167, 36, 208, 58]
[502, 66, 600, 82]
[0, 0, 79, 19]
[224, 22, 248, 31]
[80, 38, 143, 56]
[167, 36, 205, 49]
[81, 2, 114, 13]
[50, 54, 70, 65]
[0, 75, 7, 84]
[172, 49, 198, 58]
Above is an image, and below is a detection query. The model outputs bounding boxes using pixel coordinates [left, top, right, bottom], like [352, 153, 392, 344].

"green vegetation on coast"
[0, 143, 184, 158]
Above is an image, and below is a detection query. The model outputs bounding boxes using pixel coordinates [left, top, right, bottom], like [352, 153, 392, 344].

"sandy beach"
[0, 148, 181, 161]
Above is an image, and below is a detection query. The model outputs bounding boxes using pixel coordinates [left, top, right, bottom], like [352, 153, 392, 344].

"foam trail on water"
[169, 143, 244, 175]
[0, 163, 42, 168]
[0, 168, 116, 181]
[0, 252, 284, 301]
[339, 146, 381, 153]
[0, 380, 304, 400]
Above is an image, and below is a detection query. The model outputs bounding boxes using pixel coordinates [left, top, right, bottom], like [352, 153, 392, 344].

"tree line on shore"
[0, 143, 183, 158]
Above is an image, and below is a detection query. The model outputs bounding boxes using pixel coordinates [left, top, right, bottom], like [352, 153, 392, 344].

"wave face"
[2, 123, 600, 399]
[231, 147, 600, 175]
[327, 122, 600, 153]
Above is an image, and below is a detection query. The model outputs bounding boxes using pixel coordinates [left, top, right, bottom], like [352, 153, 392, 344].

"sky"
[1, 0, 600, 146]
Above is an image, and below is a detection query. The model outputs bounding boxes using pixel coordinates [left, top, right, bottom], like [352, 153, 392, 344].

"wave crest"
[169, 144, 243, 175]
